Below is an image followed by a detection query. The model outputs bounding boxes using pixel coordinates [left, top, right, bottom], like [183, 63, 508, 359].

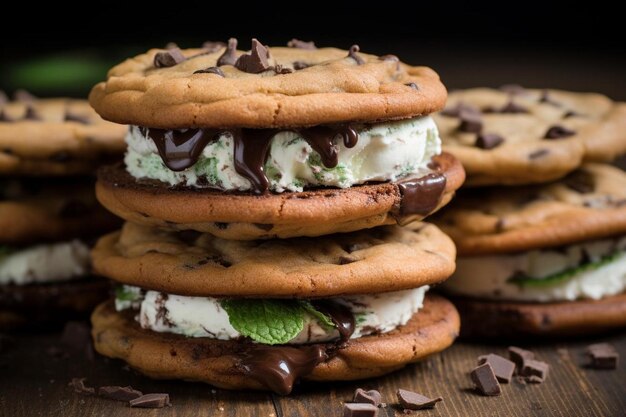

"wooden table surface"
[1, 327, 624, 417]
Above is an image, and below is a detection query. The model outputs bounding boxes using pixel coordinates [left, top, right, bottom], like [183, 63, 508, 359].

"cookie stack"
[0, 92, 126, 329]
[433, 87, 626, 337]
[88, 39, 465, 394]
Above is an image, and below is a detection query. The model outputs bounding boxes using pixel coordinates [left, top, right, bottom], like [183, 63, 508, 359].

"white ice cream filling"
[0, 240, 91, 285]
[124, 116, 441, 192]
[443, 236, 626, 302]
[115, 286, 429, 344]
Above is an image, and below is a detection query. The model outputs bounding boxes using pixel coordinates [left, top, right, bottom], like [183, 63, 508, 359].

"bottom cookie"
[452, 293, 626, 339]
[91, 294, 459, 394]
[0, 278, 109, 330]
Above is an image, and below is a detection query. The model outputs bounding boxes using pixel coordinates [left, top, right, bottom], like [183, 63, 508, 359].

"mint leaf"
[221, 299, 306, 345]
[509, 252, 622, 287]
[115, 286, 142, 302]
[300, 301, 336, 328]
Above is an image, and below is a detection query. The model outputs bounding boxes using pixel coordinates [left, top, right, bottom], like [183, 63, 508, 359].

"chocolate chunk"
[471, 363, 501, 396]
[193, 66, 225, 76]
[343, 403, 378, 417]
[353, 388, 382, 406]
[529, 149, 549, 159]
[65, 111, 90, 124]
[201, 41, 226, 53]
[23, 105, 41, 120]
[440, 102, 480, 118]
[478, 354, 516, 383]
[499, 84, 526, 95]
[129, 393, 171, 408]
[521, 359, 549, 381]
[293, 61, 310, 70]
[396, 389, 442, 410]
[235, 39, 270, 73]
[497, 101, 529, 114]
[154, 47, 186, 68]
[69, 378, 95, 395]
[273, 65, 294, 74]
[347, 45, 365, 65]
[0, 90, 7, 105]
[586, 343, 618, 369]
[379, 54, 399, 62]
[475, 133, 504, 149]
[544, 125, 576, 139]
[98, 386, 143, 401]
[563, 169, 595, 193]
[405, 82, 418, 90]
[14, 89, 36, 102]
[287, 39, 316, 49]
[508, 346, 535, 371]
[458, 111, 483, 133]
[217, 38, 239, 66]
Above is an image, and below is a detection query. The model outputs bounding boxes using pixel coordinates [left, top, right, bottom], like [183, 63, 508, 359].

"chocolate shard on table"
[396, 388, 443, 410]
[69, 378, 95, 395]
[343, 403, 378, 417]
[478, 353, 516, 383]
[98, 385, 143, 401]
[129, 393, 171, 408]
[508, 346, 535, 371]
[353, 388, 382, 406]
[470, 363, 501, 396]
[586, 343, 619, 369]
[520, 359, 550, 382]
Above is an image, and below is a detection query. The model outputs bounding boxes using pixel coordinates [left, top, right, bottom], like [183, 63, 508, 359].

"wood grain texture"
[1, 330, 625, 417]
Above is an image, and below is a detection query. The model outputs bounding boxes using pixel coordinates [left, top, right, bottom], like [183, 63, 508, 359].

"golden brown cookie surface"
[91, 295, 459, 392]
[89, 41, 446, 128]
[92, 221, 456, 297]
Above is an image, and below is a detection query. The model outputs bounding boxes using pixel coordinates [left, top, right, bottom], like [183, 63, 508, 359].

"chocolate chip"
[529, 149, 549, 159]
[293, 61, 310, 70]
[478, 354, 516, 383]
[521, 359, 549, 381]
[154, 47, 186, 68]
[338, 256, 356, 265]
[69, 378, 95, 395]
[217, 38, 239, 66]
[488, 101, 528, 114]
[470, 363, 501, 396]
[475, 133, 504, 149]
[405, 82, 418, 90]
[458, 110, 483, 133]
[98, 386, 143, 401]
[544, 125, 576, 139]
[440, 102, 480, 118]
[563, 110, 582, 118]
[201, 41, 226, 53]
[129, 393, 171, 408]
[65, 111, 90, 124]
[347, 45, 365, 65]
[563, 169, 595, 193]
[499, 84, 526, 95]
[13, 89, 36, 102]
[586, 343, 618, 369]
[193, 66, 225, 76]
[508, 346, 535, 371]
[396, 389, 442, 410]
[379, 54, 399, 62]
[353, 388, 382, 406]
[272, 65, 294, 74]
[24, 105, 41, 120]
[287, 39, 316, 49]
[235, 38, 270, 74]
[342, 403, 378, 417]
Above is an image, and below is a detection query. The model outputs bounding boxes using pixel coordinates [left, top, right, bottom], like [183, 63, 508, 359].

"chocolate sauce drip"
[232, 129, 277, 193]
[397, 173, 447, 216]
[238, 345, 327, 395]
[148, 127, 221, 171]
[144, 124, 359, 193]
[312, 300, 355, 344]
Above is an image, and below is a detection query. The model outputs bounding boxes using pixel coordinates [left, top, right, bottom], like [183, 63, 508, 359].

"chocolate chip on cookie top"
[89, 38, 446, 129]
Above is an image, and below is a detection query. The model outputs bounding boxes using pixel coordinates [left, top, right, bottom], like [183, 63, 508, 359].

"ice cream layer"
[125, 116, 441, 192]
[443, 236, 626, 302]
[115, 286, 429, 344]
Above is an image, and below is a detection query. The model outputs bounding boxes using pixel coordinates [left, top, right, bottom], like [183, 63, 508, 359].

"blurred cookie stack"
[0, 91, 126, 329]
[432, 87, 626, 337]
[87, 39, 466, 394]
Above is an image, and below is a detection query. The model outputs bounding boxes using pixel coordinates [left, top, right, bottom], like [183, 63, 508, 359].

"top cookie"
[89, 39, 446, 129]
[0, 93, 126, 176]
[433, 87, 626, 186]
[434, 163, 626, 255]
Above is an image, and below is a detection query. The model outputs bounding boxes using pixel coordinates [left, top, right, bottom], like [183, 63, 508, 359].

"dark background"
[1, 2, 624, 99]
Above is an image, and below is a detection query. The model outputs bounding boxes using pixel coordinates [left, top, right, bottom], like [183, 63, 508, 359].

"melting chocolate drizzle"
[144, 124, 359, 193]
[237, 345, 327, 395]
[312, 300, 356, 344]
[397, 173, 447, 217]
